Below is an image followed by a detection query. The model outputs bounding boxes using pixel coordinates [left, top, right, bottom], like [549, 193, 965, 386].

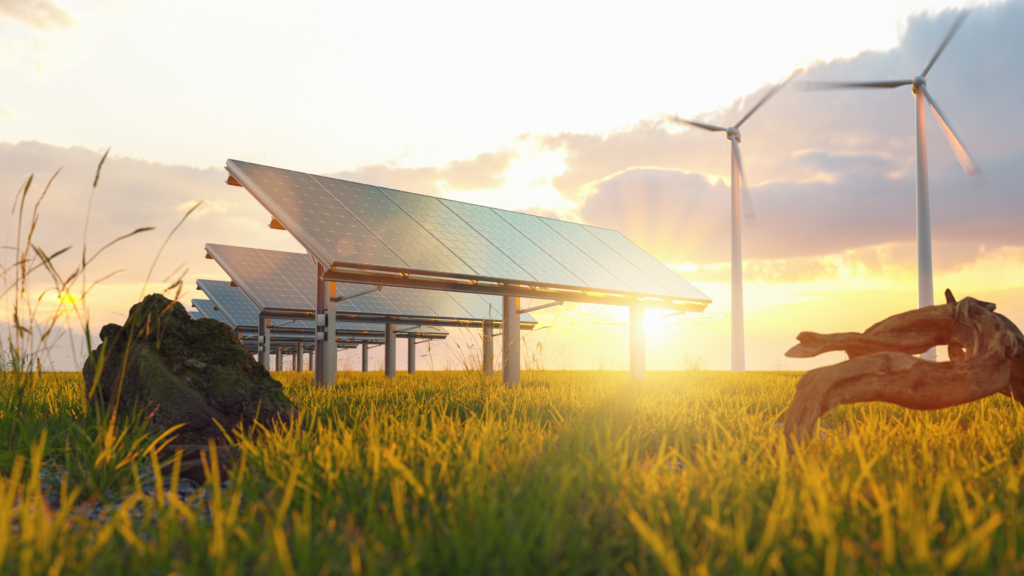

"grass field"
[2, 368, 1024, 575]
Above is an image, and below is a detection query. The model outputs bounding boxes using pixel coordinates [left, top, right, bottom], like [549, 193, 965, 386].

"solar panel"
[197, 279, 262, 328]
[232, 161, 407, 269]
[207, 244, 540, 323]
[227, 161, 710, 308]
[188, 310, 204, 321]
[439, 199, 582, 287]
[191, 299, 231, 325]
[405, 289, 472, 319]
[584, 227, 709, 302]
[206, 244, 312, 311]
[540, 218, 670, 296]
[494, 209, 630, 291]
[334, 284, 400, 316]
[379, 187, 530, 281]
[311, 175, 474, 276]
[377, 286, 439, 318]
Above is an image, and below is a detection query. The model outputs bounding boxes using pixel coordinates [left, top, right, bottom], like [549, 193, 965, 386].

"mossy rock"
[83, 293, 294, 444]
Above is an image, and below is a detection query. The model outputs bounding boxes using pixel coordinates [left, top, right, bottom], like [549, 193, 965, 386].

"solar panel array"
[205, 244, 537, 324]
[227, 160, 709, 303]
[195, 278, 437, 335]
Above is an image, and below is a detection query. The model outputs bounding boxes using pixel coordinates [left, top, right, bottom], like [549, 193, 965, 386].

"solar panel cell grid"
[378, 287, 439, 318]
[208, 245, 310, 311]
[439, 200, 583, 287]
[311, 175, 475, 275]
[494, 210, 630, 292]
[234, 161, 406, 269]
[541, 219, 670, 296]
[379, 187, 531, 281]
[197, 279, 262, 328]
[407, 289, 472, 319]
[584, 227, 710, 302]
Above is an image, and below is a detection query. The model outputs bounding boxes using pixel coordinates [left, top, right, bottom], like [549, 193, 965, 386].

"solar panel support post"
[629, 306, 646, 383]
[482, 320, 494, 377]
[502, 296, 520, 386]
[293, 344, 301, 372]
[275, 346, 282, 373]
[258, 317, 272, 370]
[384, 323, 397, 378]
[361, 343, 369, 372]
[314, 264, 337, 389]
[407, 338, 416, 375]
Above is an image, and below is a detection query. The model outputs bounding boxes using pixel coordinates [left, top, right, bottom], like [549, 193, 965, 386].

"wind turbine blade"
[735, 73, 795, 128]
[920, 87, 986, 187]
[799, 80, 913, 90]
[921, 10, 971, 77]
[731, 139, 757, 225]
[664, 115, 728, 133]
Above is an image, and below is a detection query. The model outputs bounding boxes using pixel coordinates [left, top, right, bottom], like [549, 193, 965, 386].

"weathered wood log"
[783, 290, 1024, 440]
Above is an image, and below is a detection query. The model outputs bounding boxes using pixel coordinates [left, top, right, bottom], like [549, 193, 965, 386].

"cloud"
[574, 1, 1024, 265]
[0, 0, 74, 29]
[326, 149, 519, 196]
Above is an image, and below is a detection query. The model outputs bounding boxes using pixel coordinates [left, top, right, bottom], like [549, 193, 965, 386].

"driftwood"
[783, 289, 1024, 439]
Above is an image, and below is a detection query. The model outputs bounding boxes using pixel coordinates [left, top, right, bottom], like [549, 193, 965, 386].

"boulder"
[83, 293, 294, 444]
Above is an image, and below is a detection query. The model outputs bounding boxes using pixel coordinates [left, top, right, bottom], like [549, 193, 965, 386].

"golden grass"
[2, 368, 1024, 574]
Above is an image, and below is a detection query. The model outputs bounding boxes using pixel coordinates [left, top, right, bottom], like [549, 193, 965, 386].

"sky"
[2, 0, 1023, 371]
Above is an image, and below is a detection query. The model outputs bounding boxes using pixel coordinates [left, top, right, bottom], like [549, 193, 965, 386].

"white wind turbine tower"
[666, 77, 791, 372]
[806, 9, 985, 361]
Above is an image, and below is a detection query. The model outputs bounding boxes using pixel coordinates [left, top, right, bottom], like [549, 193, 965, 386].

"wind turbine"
[805, 9, 985, 361]
[665, 77, 791, 372]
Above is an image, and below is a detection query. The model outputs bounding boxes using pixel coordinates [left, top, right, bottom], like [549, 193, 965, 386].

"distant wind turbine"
[804, 9, 985, 361]
[665, 76, 792, 372]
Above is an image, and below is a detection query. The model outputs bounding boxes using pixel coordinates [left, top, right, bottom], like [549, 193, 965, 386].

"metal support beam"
[361, 342, 369, 372]
[384, 323, 396, 378]
[502, 296, 520, 386]
[314, 263, 337, 389]
[258, 318, 272, 370]
[483, 320, 494, 377]
[321, 269, 707, 313]
[330, 284, 383, 303]
[630, 306, 646, 383]
[407, 338, 416, 374]
[293, 344, 301, 372]
[275, 346, 282, 372]
[518, 300, 563, 315]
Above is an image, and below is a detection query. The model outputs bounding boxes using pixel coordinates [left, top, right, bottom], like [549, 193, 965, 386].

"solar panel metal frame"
[205, 244, 538, 329]
[225, 159, 710, 312]
[195, 279, 447, 337]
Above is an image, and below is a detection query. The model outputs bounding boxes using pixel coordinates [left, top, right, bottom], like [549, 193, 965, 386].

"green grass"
[3, 368, 1024, 575]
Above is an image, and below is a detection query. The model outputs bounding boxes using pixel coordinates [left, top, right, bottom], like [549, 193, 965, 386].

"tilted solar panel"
[439, 199, 582, 287]
[188, 310, 204, 321]
[191, 299, 231, 325]
[584, 227, 709, 302]
[379, 187, 530, 281]
[232, 161, 406, 270]
[197, 279, 262, 328]
[494, 209, 630, 291]
[311, 176, 474, 276]
[206, 244, 311, 312]
[540, 218, 670, 296]
[226, 160, 711, 307]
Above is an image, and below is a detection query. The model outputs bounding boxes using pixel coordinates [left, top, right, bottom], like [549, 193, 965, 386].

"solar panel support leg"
[361, 343, 369, 372]
[314, 264, 337, 389]
[502, 296, 520, 386]
[630, 306, 646, 383]
[385, 323, 396, 378]
[482, 321, 494, 377]
[407, 338, 416, 375]
[275, 346, 282, 373]
[258, 317, 272, 370]
[293, 345, 301, 372]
